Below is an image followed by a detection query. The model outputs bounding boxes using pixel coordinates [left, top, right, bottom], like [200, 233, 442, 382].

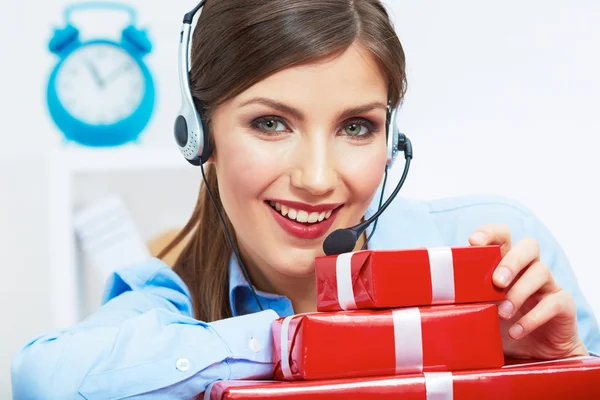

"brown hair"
[159, 0, 407, 322]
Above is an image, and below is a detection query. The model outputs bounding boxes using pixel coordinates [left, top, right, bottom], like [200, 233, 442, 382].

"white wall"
[1, 0, 599, 398]
[383, 0, 600, 321]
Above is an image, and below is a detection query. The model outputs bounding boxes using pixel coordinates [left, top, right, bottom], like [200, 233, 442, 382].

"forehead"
[232, 44, 388, 111]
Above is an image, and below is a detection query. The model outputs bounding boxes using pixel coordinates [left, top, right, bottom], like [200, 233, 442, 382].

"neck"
[236, 229, 367, 315]
[237, 242, 318, 314]
[274, 274, 318, 314]
[355, 229, 367, 251]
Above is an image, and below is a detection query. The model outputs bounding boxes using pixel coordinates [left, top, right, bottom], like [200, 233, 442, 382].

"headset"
[174, 0, 414, 311]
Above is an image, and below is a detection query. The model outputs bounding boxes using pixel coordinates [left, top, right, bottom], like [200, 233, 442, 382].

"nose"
[290, 133, 338, 197]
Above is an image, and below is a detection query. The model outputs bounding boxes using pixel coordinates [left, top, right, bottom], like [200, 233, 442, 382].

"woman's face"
[211, 43, 388, 285]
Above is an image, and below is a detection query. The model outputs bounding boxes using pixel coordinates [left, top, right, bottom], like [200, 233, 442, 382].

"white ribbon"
[392, 308, 424, 374]
[426, 247, 455, 304]
[424, 372, 454, 400]
[336, 252, 357, 310]
[280, 316, 293, 380]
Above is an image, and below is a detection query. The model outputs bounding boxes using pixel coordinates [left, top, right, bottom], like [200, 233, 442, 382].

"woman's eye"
[255, 118, 287, 132]
[343, 122, 370, 137]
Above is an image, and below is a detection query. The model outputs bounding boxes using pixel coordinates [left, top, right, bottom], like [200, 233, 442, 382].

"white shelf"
[47, 144, 192, 173]
[45, 143, 196, 329]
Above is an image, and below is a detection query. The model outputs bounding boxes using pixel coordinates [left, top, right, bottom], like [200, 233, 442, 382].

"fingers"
[492, 237, 540, 288]
[498, 261, 556, 319]
[468, 224, 512, 256]
[508, 289, 576, 340]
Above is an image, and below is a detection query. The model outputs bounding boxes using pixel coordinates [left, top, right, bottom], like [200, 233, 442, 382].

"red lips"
[266, 201, 342, 240]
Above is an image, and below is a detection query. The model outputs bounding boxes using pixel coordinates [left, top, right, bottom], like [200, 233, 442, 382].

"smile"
[269, 201, 333, 224]
[265, 200, 343, 240]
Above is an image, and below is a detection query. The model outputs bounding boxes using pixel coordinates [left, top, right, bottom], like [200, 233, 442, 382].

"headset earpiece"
[174, 7, 212, 166]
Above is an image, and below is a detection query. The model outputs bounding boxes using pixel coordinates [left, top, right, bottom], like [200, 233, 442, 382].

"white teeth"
[270, 201, 336, 224]
[296, 210, 308, 223]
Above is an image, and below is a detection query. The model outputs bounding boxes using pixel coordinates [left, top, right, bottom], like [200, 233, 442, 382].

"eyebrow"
[238, 97, 388, 121]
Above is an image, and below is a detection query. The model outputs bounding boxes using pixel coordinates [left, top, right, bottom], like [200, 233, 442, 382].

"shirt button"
[176, 358, 191, 372]
[249, 338, 261, 353]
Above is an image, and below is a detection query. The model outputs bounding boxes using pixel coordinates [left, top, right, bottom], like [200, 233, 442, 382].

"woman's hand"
[469, 225, 589, 360]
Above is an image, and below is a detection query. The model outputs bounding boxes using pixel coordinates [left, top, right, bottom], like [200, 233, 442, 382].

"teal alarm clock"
[47, 2, 155, 147]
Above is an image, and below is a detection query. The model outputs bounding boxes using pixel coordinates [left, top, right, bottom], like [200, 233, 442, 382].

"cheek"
[215, 134, 284, 204]
[338, 140, 388, 201]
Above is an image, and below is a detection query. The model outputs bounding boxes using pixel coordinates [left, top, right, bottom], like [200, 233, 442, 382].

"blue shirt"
[11, 193, 600, 399]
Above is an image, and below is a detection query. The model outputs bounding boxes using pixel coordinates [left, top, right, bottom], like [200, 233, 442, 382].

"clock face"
[56, 43, 145, 125]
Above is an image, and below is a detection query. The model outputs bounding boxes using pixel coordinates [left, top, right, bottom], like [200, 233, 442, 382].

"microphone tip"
[323, 228, 359, 256]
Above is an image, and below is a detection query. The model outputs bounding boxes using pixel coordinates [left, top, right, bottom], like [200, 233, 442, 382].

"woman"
[12, 0, 600, 398]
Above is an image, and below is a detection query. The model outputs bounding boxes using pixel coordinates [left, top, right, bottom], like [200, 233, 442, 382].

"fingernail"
[498, 300, 514, 318]
[494, 266, 512, 286]
[470, 232, 488, 245]
[509, 323, 524, 339]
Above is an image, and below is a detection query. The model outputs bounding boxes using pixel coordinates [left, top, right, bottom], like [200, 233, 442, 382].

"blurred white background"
[1, 0, 599, 398]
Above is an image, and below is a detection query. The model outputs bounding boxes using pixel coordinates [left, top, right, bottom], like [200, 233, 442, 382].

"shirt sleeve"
[11, 258, 279, 400]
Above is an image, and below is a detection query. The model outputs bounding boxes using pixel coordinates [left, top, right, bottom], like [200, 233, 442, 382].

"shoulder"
[386, 193, 571, 282]
[101, 257, 194, 317]
[400, 193, 544, 246]
[424, 193, 535, 217]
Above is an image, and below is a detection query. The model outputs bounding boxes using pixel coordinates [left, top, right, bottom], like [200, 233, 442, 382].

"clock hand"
[84, 59, 105, 88]
[103, 62, 133, 87]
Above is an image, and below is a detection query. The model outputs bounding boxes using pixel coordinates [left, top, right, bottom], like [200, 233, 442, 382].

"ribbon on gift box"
[424, 372, 454, 400]
[280, 308, 429, 380]
[336, 247, 456, 311]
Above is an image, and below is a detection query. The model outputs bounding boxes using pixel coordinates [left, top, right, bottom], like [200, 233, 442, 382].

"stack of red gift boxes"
[203, 246, 600, 399]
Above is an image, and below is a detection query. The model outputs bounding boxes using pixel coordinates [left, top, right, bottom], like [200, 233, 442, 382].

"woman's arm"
[11, 259, 278, 399]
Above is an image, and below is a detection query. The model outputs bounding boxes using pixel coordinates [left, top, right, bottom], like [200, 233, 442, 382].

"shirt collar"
[228, 253, 292, 317]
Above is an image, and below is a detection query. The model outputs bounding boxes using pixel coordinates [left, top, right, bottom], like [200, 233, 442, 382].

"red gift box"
[315, 245, 505, 311]
[202, 356, 600, 400]
[272, 303, 504, 381]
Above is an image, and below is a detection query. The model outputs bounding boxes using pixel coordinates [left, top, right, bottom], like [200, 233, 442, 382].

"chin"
[272, 246, 321, 277]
